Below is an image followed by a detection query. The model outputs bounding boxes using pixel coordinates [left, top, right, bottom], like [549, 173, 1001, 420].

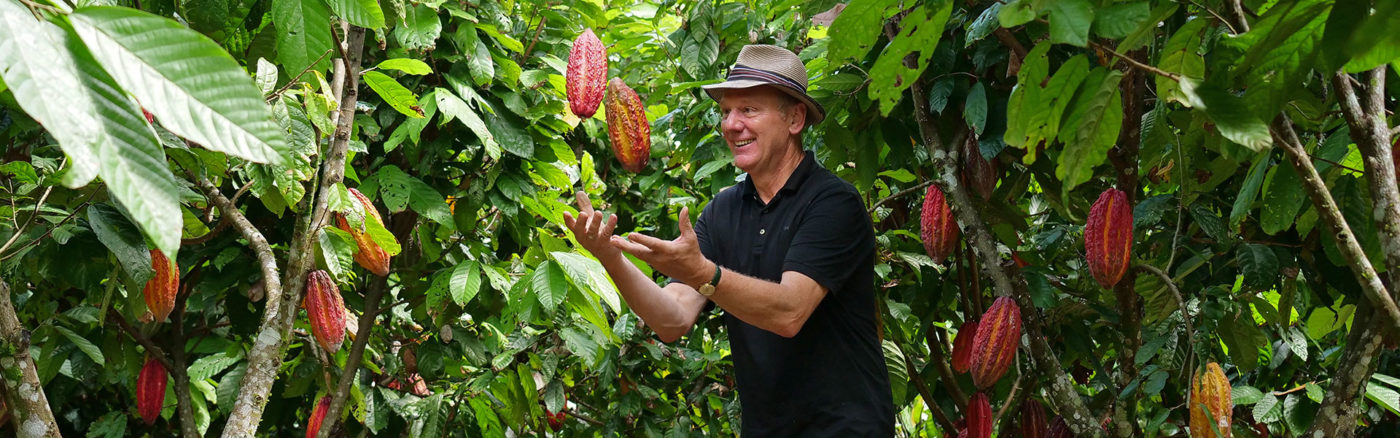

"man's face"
[716, 86, 806, 174]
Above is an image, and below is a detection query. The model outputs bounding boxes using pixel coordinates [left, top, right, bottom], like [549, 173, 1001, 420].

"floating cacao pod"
[1084, 188, 1132, 288]
[920, 184, 958, 263]
[604, 77, 651, 173]
[1046, 416, 1073, 438]
[965, 392, 991, 438]
[1020, 399, 1048, 438]
[335, 188, 391, 276]
[143, 249, 179, 323]
[951, 319, 980, 373]
[1190, 362, 1233, 438]
[970, 296, 1021, 389]
[306, 395, 331, 438]
[137, 356, 167, 425]
[566, 29, 607, 118]
[304, 270, 347, 353]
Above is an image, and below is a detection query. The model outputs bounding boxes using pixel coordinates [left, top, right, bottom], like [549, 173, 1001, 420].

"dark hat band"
[727, 64, 806, 92]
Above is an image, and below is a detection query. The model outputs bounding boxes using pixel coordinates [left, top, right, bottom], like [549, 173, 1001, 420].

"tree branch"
[1134, 263, 1194, 382]
[0, 280, 60, 437]
[868, 179, 935, 214]
[1089, 41, 1180, 82]
[898, 339, 958, 433]
[1304, 304, 1385, 437]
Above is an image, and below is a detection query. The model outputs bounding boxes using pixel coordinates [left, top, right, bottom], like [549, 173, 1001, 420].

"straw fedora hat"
[702, 44, 826, 126]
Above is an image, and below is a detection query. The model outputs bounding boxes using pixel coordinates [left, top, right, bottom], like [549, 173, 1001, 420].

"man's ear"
[788, 103, 807, 135]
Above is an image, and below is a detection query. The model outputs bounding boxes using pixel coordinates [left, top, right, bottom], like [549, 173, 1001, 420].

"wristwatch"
[697, 263, 722, 297]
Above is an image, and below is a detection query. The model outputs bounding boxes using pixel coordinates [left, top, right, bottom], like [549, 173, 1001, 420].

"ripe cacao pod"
[604, 77, 651, 173]
[566, 29, 607, 118]
[970, 296, 1021, 389]
[962, 135, 999, 200]
[951, 319, 980, 373]
[1046, 416, 1072, 438]
[1084, 188, 1132, 288]
[1020, 399, 1048, 438]
[306, 395, 331, 438]
[304, 270, 347, 353]
[965, 392, 991, 438]
[137, 356, 167, 425]
[335, 188, 391, 276]
[1190, 362, 1233, 438]
[920, 184, 958, 263]
[546, 409, 567, 431]
[143, 249, 179, 323]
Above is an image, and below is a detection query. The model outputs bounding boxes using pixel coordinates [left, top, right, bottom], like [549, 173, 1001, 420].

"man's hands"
[562, 191, 622, 261]
[611, 205, 711, 288]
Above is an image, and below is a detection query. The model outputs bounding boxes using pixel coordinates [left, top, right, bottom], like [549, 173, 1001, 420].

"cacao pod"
[1190, 362, 1233, 438]
[965, 392, 991, 438]
[962, 134, 999, 200]
[566, 29, 607, 118]
[143, 249, 179, 323]
[546, 409, 566, 431]
[304, 270, 347, 353]
[604, 77, 651, 172]
[1084, 188, 1132, 288]
[1046, 416, 1073, 438]
[920, 184, 959, 263]
[306, 395, 331, 438]
[951, 319, 980, 373]
[335, 188, 391, 276]
[970, 296, 1021, 389]
[137, 356, 167, 425]
[1020, 399, 1048, 438]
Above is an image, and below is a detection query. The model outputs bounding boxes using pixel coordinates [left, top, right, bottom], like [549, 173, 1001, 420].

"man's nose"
[720, 110, 742, 132]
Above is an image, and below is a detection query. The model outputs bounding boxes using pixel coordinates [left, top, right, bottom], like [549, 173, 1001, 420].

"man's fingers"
[587, 210, 605, 236]
[601, 214, 618, 236]
[626, 231, 669, 249]
[678, 206, 694, 238]
[611, 236, 653, 256]
[562, 211, 577, 229]
[575, 191, 594, 215]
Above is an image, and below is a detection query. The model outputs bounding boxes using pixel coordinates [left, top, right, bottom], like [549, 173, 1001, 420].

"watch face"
[699, 284, 715, 297]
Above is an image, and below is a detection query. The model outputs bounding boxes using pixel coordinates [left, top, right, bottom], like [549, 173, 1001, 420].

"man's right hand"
[562, 191, 622, 261]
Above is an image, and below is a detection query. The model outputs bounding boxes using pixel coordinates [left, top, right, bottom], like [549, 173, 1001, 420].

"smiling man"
[563, 45, 894, 436]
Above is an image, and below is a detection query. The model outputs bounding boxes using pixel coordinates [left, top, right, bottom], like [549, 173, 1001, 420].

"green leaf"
[826, 0, 901, 68]
[377, 58, 432, 75]
[87, 203, 155, 284]
[71, 7, 287, 163]
[867, 0, 953, 115]
[1092, 1, 1148, 40]
[215, 362, 245, 414]
[186, 351, 242, 382]
[456, 23, 494, 86]
[1306, 382, 1325, 403]
[54, 325, 105, 365]
[1254, 393, 1283, 423]
[1237, 244, 1279, 290]
[1305, 307, 1339, 341]
[86, 411, 127, 438]
[1156, 19, 1207, 105]
[450, 260, 482, 307]
[1221, 312, 1266, 371]
[1284, 393, 1316, 432]
[1046, 0, 1093, 47]
[1117, 3, 1177, 52]
[1179, 79, 1272, 151]
[531, 261, 568, 312]
[1230, 153, 1270, 230]
[1260, 162, 1307, 234]
[395, 4, 441, 52]
[1056, 69, 1123, 195]
[435, 88, 499, 156]
[964, 2, 1003, 46]
[273, 0, 334, 84]
[1338, 0, 1400, 72]
[963, 82, 987, 136]
[998, 0, 1035, 27]
[551, 251, 621, 315]
[363, 71, 425, 118]
[326, 0, 385, 29]
[1233, 385, 1265, 405]
[317, 227, 356, 281]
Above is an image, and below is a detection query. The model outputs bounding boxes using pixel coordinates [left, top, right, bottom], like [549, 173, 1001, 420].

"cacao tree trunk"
[1304, 304, 1384, 438]
[1106, 49, 1146, 438]
[0, 280, 60, 438]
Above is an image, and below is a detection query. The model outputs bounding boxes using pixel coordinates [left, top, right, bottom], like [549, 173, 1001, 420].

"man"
[562, 45, 893, 436]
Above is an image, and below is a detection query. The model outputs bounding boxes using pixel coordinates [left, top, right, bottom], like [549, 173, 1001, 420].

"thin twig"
[106, 308, 174, 372]
[1181, 0, 1237, 34]
[868, 180, 935, 214]
[1089, 41, 1180, 81]
[0, 194, 94, 262]
[1134, 263, 1194, 384]
[519, 2, 550, 62]
[0, 185, 52, 255]
[266, 48, 335, 103]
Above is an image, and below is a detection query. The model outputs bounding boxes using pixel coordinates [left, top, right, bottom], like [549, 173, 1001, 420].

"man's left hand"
[611, 206, 711, 287]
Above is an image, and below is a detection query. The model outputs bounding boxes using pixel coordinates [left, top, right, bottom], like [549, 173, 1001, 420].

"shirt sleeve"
[782, 187, 874, 294]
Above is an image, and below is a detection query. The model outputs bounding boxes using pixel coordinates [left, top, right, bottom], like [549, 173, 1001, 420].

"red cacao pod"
[970, 296, 1021, 389]
[604, 77, 651, 172]
[335, 188, 391, 276]
[306, 395, 331, 438]
[143, 249, 179, 323]
[1084, 188, 1132, 288]
[546, 409, 566, 431]
[951, 319, 980, 373]
[962, 135, 999, 200]
[1020, 399, 1048, 438]
[920, 184, 959, 263]
[137, 356, 167, 425]
[566, 29, 607, 118]
[304, 270, 347, 353]
[965, 392, 991, 438]
[1190, 362, 1233, 438]
[1046, 416, 1073, 438]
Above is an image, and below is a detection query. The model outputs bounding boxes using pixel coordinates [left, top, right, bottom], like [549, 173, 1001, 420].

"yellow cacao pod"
[604, 77, 651, 173]
[1190, 362, 1233, 438]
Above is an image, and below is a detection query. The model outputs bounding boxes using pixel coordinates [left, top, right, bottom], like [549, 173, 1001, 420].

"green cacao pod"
[965, 392, 991, 438]
[304, 270, 347, 353]
[137, 356, 167, 425]
[1084, 188, 1132, 288]
[951, 319, 979, 373]
[970, 296, 1021, 389]
[143, 249, 179, 323]
[604, 77, 651, 173]
[920, 184, 959, 263]
[306, 395, 331, 438]
[566, 29, 606, 118]
[335, 188, 391, 276]
[1190, 362, 1233, 438]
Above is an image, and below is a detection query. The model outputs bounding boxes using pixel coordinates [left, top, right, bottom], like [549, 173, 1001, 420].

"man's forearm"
[707, 269, 825, 338]
[594, 252, 703, 341]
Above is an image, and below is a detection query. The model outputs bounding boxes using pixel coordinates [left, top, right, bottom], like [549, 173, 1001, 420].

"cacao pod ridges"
[143, 249, 179, 323]
[306, 395, 331, 438]
[1190, 362, 1233, 438]
[335, 188, 391, 276]
[566, 29, 607, 118]
[304, 270, 347, 353]
[604, 77, 651, 173]
[920, 184, 959, 263]
[1084, 188, 1133, 288]
[969, 296, 1021, 389]
[1046, 416, 1073, 438]
[1020, 399, 1049, 438]
[951, 319, 980, 374]
[965, 392, 992, 438]
[137, 356, 167, 425]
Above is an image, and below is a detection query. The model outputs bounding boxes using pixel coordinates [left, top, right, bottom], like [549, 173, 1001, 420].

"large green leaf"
[71, 7, 287, 164]
[531, 261, 568, 312]
[450, 260, 482, 306]
[363, 71, 425, 118]
[867, 0, 952, 115]
[1092, 1, 1148, 40]
[54, 325, 105, 365]
[272, 0, 334, 83]
[825, 0, 901, 68]
[326, 0, 385, 29]
[435, 88, 500, 158]
[963, 82, 987, 136]
[551, 251, 621, 315]
[1046, 0, 1093, 47]
[1237, 244, 1279, 290]
[1155, 18, 1206, 106]
[395, 4, 441, 52]
[87, 203, 155, 283]
[1260, 162, 1307, 235]
[1056, 69, 1123, 195]
[1230, 152, 1271, 230]
[1180, 79, 1273, 152]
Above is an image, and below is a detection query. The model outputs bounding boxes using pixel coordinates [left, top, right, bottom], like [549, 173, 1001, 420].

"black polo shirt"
[690, 151, 893, 437]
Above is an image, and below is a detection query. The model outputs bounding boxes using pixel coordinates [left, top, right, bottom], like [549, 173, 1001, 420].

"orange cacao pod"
[304, 270, 347, 353]
[1084, 188, 1132, 288]
[920, 184, 959, 263]
[566, 29, 607, 118]
[951, 319, 980, 373]
[1020, 399, 1048, 438]
[137, 356, 167, 425]
[604, 77, 651, 172]
[335, 188, 391, 276]
[970, 296, 1021, 389]
[965, 392, 991, 438]
[306, 395, 331, 438]
[1046, 416, 1073, 438]
[143, 249, 179, 323]
[1190, 362, 1233, 438]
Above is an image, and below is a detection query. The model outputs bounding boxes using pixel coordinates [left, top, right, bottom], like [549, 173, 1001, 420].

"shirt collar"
[741, 150, 817, 200]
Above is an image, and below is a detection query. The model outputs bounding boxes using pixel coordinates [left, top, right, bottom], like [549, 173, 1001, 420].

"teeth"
[735, 140, 754, 147]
